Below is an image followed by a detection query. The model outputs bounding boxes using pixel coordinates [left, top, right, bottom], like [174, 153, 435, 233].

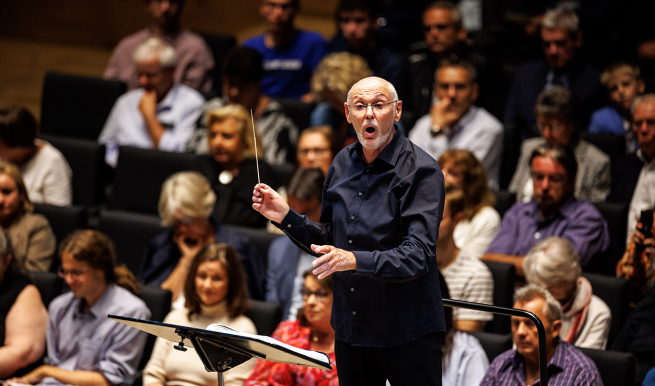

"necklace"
[218, 170, 233, 185]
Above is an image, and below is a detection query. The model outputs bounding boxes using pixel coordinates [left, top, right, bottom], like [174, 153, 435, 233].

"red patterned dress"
[244, 320, 338, 386]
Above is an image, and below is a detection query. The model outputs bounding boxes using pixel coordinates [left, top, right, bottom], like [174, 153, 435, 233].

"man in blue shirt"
[253, 76, 446, 385]
[243, 0, 326, 100]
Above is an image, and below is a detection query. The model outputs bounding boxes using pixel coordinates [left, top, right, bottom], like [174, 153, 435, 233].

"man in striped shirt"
[481, 284, 603, 386]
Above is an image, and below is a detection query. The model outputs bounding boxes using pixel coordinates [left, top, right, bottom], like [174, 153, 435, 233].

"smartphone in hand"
[640, 209, 654, 239]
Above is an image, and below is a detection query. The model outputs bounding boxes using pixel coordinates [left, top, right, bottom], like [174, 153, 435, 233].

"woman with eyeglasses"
[508, 86, 611, 203]
[138, 171, 264, 303]
[143, 243, 257, 386]
[0, 161, 56, 271]
[0, 229, 48, 378]
[9, 229, 150, 386]
[245, 270, 338, 386]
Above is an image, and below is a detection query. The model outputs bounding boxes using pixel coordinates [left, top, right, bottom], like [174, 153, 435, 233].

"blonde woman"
[199, 104, 282, 229]
[138, 171, 265, 301]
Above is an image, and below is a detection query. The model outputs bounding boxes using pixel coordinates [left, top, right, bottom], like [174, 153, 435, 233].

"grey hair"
[424, 1, 462, 26]
[158, 172, 216, 226]
[523, 237, 581, 286]
[541, 6, 579, 33]
[515, 283, 563, 323]
[346, 77, 399, 104]
[133, 37, 177, 68]
[631, 93, 655, 115]
[435, 59, 478, 83]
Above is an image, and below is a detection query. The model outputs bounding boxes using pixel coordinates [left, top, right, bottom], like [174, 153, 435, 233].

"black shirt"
[279, 129, 446, 347]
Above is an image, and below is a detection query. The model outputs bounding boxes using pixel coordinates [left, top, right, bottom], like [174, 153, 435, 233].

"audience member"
[309, 52, 373, 145]
[509, 86, 611, 203]
[486, 144, 609, 274]
[9, 230, 150, 386]
[329, 0, 403, 85]
[99, 37, 205, 167]
[266, 167, 323, 320]
[438, 149, 500, 259]
[437, 184, 493, 332]
[243, 0, 327, 100]
[103, 0, 214, 92]
[523, 237, 611, 349]
[296, 127, 339, 176]
[138, 171, 264, 302]
[438, 272, 489, 386]
[403, 1, 503, 123]
[0, 106, 72, 207]
[410, 60, 503, 189]
[589, 62, 645, 153]
[504, 7, 602, 140]
[0, 162, 56, 272]
[480, 284, 603, 386]
[199, 104, 282, 229]
[616, 210, 655, 301]
[245, 270, 338, 385]
[190, 47, 299, 167]
[143, 243, 257, 386]
[0, 230, 47, 378]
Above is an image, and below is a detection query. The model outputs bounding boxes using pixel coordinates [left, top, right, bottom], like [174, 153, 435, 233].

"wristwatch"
[430, 123, 443, 136]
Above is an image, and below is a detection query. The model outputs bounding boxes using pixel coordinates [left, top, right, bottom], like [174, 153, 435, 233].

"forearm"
[142, 113, 165, 147]
[482, 253, 525, 276]
[160, 258, 192, 301]
[0, 345, 42, 378]
[456, 320, 485, 332]
[30, 365, 110, 386]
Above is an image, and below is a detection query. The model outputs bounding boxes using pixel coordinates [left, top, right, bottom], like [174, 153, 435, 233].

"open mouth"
[364, 125, 376, 137]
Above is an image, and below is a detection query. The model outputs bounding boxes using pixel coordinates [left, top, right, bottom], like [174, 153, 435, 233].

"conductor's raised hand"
[311, 244, 357, 279]
[252, 183, 289, 224]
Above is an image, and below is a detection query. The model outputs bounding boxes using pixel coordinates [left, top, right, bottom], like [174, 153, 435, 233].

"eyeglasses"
[531, 171, 567, 184]
[298, 147, 330, 156]
[541, 39, 569, 50]
[301, 288, 330, 303]
[57, 265, 89, 279]
[347, 101, 398, 115]
[634, 119, 655, 129]
[533, 123, 565, 135]
[423, 23, 454, 32]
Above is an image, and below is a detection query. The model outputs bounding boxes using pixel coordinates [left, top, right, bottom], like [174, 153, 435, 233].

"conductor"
[253, 76, 446, 385]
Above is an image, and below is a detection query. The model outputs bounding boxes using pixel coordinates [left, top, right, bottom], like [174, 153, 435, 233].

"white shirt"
[409, 106, 503, 190]
[443, 331, 489, 386]
[441, 250, 494, 322]
[627, 150, 655, 245]
[453, 206, 501, 259]
[98, 83, 204, 167]
[21, 140, 72, 206]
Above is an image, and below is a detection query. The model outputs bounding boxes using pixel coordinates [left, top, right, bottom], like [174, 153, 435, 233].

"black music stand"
[109, 315, 331, 386]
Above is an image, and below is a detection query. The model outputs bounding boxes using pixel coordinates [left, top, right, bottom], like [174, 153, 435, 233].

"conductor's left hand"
[311, 244, 357, 279]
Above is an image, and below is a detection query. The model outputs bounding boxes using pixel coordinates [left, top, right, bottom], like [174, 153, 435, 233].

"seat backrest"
[225, 225, 282, 269]
[579, 347, 636, 386]
[111, 146, 200, 215]
[582, 272, 631, 348]
[580, 132, 626, 165]
[33, 203, 88, 248]
[499, 123, 522, 190]
[483, 260, 516, 334]
[493, 190, 516, 219]
[587, 202, 628, 275]
[138, 285, 172, 369]
[466, 331, 513, 363]
[198, 32, 237, 95]
[40, 72, 126, 140]
[245, 299, 283, 337]
[41, 135, 108, 207]
[32, 271, 65, 308]
[275, 99, 315, 131]
[97, 210, 165, 275]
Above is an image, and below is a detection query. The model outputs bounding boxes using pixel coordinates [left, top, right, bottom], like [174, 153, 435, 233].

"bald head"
[347, 76, 398, 104]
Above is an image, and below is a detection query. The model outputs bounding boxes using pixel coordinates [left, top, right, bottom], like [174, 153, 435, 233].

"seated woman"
[0, 229, 48, 378]
[0, 106, 72, 206]
[438, 149, 500, 258]
[523, 236, 611, 349]
[199, 104, 281, 229]
[245, 271, 338, 385]
[10, 230, 150, 386]
[138, 171, 265, 301]
[296, 126, 339, 177]
[143, 243, 257, 386]
[0, 161, 56, 271]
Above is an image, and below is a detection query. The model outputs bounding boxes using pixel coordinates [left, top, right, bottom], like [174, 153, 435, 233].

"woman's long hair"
[296, 270, 333, 327]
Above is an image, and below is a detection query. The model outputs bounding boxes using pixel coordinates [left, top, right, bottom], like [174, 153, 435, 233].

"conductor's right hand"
[252, 183, 289, 224]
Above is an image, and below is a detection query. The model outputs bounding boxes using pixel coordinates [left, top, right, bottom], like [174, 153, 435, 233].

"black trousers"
[335, 332, 443, 386]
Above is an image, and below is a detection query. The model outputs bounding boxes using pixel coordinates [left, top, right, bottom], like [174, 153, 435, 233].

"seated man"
[589, 62, 644, 153]
[328, 0, 403, 85]
[243, 0, 327, 100]
[437, 184, 493, 331]
[509, 86, 610, 203]
[485, 144, 609, 274]
[504, 7, 602, 141]
[523, 237, 611, 349]
[409, 59, 503, 189]
[103, 0, 214, 92]
[481, 284, 603, 385]
[99, 37, 204, 167]
[189, 47, 299, 167]
[266, 167, 323, 319]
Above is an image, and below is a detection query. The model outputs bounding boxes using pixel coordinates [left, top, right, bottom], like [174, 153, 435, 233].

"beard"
[356, 127, 393, 150]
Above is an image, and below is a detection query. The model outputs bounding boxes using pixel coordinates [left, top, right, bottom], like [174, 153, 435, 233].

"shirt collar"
[450, 106, 477, 136]
[508, 340, 565, 375]
[524, 196, 577, 220]
[74, 283, 116, 319]
[349, 125, 404, 167]
[157, 83, 180, 113]
[637, 149, 655, 169]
